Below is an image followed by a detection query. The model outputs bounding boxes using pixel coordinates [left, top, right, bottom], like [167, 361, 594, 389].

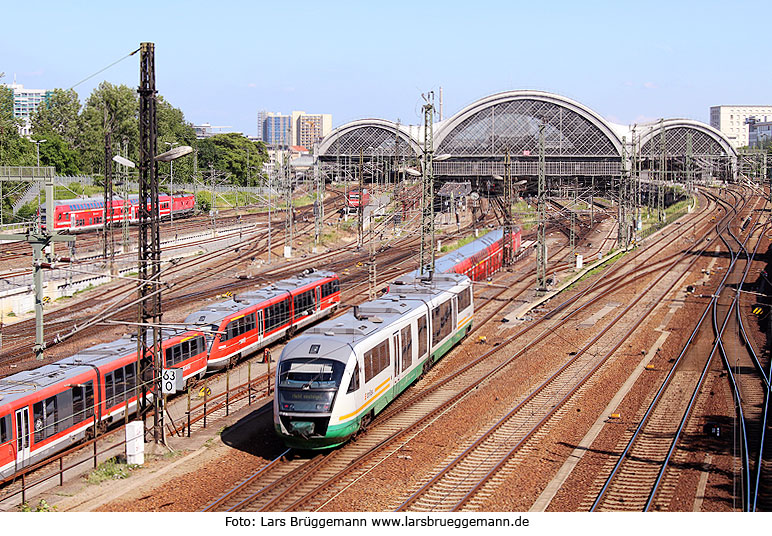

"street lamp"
[32, 138, 47, 168]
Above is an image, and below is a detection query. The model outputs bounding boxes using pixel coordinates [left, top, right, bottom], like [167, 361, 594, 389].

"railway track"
[200, 189, 720, 512]
[586, 186, 769, 511]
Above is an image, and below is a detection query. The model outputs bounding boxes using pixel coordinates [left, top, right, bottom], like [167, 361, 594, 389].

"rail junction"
[0, 81, 770, 514]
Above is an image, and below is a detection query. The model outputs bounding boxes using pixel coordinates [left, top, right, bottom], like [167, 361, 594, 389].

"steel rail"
[397, 200, 718, 511]
[591, 187, 743, 511]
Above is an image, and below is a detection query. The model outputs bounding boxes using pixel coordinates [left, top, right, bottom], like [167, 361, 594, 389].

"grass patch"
[86, 457, 138, 484]
[19, 499, 56, 512]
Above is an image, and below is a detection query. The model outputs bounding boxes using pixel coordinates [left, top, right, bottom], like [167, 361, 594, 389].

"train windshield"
[277, 358, 345, 413]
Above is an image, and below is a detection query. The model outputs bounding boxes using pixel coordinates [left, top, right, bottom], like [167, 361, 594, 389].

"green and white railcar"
[274, 272, 473, 449]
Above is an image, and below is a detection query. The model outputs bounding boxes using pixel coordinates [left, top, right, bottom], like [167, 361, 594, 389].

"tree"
[30, 88, 82, 147]
[35, 132, 81, 175]
[79, 82, 138, 175]
[0, 76, 34, 166]
[196, 133, 268, 186]
[156, 96, 196, 191]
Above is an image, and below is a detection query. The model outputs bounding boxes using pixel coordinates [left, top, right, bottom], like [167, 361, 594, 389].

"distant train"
[274, 272, 473, 449]
[412, 227, 523, 281]
[39, 193, 197, 232]
[346, 189, 370, 209]
[0, 269, 340, 480]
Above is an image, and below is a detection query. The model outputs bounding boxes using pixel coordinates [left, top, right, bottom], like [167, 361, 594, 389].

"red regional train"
[40, 193, 196, 232]
[0, 269, 340, 480]
[346, 189, 369, 209]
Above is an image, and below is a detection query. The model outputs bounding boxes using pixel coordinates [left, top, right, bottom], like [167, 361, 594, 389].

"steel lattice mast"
[137, 41, 162, 442]
[419, 93, 435, 276]
[103, 106, 114, 264]
[536, 123, 547, 291]
[503, 149, 514, 266]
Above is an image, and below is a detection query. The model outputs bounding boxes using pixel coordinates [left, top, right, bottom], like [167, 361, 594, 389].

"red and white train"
[0, 269, 340, 480]
[40, 193, 196, 232]
[413, 227, 524, 281]
[346, 189, 369, 209]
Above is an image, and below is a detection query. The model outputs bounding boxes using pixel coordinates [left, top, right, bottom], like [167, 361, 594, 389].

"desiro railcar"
[0, 269, 341, 480]
[186, 269, 341, 370]
[273, 272, 473, 449]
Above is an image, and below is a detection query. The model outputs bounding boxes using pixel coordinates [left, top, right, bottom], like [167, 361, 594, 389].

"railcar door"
[257, 310, 264, 342]
[15, 408, 30, 469]
[392, 331, 401, 379]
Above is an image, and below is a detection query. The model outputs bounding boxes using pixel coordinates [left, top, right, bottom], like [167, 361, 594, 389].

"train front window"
[277, 358, 345, 413]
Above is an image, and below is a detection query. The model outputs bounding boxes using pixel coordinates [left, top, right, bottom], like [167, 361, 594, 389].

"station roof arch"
[636, 119, 736, 159]
[434, 90, 624, 158]
[317, 119, 422, 159]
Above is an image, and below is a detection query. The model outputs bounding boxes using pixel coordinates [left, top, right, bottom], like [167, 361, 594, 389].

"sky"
[2, 0, 770, 137]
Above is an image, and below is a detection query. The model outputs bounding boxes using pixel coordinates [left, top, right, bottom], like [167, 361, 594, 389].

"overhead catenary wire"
[68, 47, 141, 91]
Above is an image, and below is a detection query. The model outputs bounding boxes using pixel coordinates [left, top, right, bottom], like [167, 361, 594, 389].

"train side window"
[457, 287, 471, 311]
[417, 315, 428, 358]
[0, 414, 10, 444]
[114, 367, 125, 406]
[33, 394, 60, 440]
[33, 401, 44, 443]
[347, 363, 360, 393]
[105, 371, 114, 407]
[45, 396, 58, 439]
[125, 363, 137, 395]
[431, 299, 453, 346]
[400, 325, 412, 370]
[85, 381, 94, 419]
[364, 340, 389, 383]
[56, 391, 72, 430]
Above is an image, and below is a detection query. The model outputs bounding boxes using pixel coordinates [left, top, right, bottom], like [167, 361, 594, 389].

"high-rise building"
[291, 111, 333, 150]
[258, 112, 292, 148]
[710, 105, 772, 149]
[748, 120, 772, 148]
[2, 81, 52, 137]
[257, 110, 333, 150]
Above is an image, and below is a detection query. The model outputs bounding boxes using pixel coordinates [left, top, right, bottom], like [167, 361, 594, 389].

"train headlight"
[316, 404, 330, 411]
[282, 403, 295, 411]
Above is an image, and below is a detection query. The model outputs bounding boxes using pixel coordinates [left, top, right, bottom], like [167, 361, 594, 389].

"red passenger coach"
[425, 227, 522, 281]
[346, 189, 369, 209]
[0, 330, 210, 481]
[40, 193, 196, 232]
[186, 270, 341, 370]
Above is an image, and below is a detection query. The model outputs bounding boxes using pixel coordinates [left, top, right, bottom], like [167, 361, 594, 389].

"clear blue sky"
[2, 0, 769, 136]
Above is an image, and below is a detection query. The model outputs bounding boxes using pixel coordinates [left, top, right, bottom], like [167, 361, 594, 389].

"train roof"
[417, 227, 520, 276]
[287, 272, 469, 360]
[184, 269, 337, 327]
[0, 336, 139, 409]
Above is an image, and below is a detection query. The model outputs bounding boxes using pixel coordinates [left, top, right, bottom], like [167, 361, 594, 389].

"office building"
[2, 81, 52, 137]
[257, 110, 333, 150]
[710, 105, 772, 149]
[291, 111, 333, 150]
